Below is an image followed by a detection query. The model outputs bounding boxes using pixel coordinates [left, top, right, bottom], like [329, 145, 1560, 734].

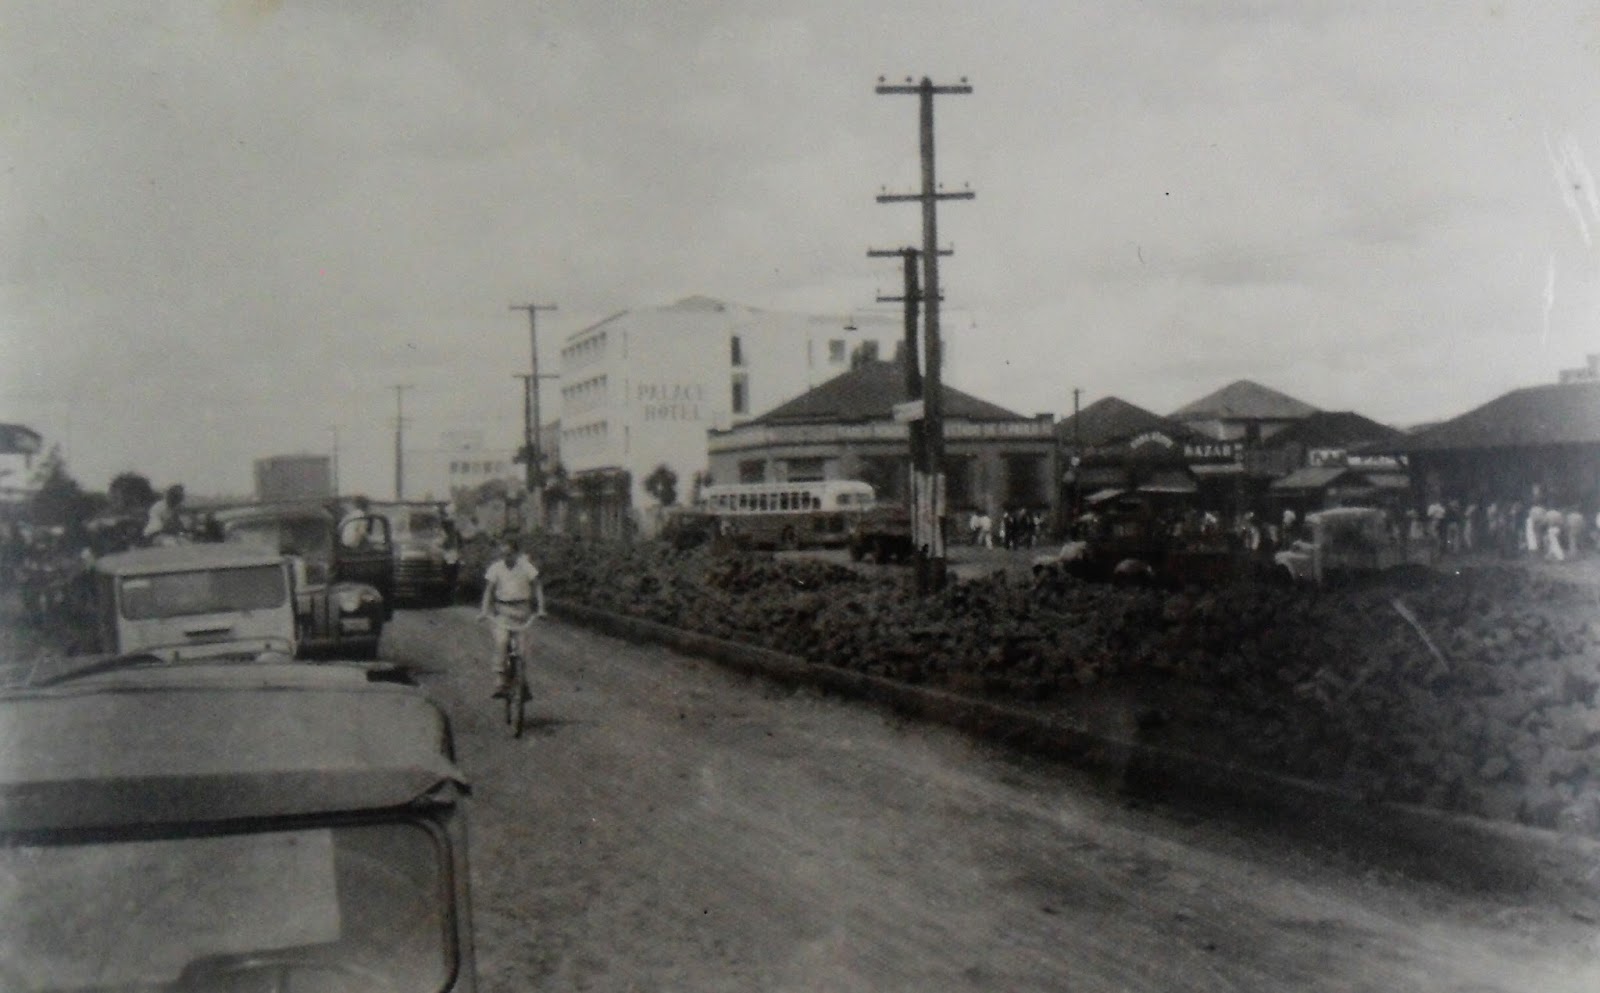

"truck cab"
[370, 501, 462, 606]
[0, 658, 477, 991]
[91, 544, 298, 660]
[214, 503, 393, 659]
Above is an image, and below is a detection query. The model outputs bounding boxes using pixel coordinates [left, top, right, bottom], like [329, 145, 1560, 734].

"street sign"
[892, 399, 925, 423]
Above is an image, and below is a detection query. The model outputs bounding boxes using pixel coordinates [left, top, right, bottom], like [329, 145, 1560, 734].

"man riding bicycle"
[477, 537, 546, 698]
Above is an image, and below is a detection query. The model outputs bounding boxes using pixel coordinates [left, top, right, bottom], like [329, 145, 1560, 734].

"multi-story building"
[0, 423, 45, 509]
[556, 296, 900, 536]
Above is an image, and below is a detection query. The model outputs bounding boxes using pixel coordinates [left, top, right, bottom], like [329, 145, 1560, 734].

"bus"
[698, 480, 877, 550]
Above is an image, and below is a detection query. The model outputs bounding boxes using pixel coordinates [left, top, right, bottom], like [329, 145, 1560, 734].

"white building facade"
[556, 296, 900, 534]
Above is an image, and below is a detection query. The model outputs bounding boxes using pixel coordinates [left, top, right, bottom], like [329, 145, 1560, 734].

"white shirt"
[143, 500, 178, 538]
[485, 556, 541, 602]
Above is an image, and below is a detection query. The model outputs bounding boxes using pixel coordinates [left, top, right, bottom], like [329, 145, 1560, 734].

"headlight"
[442, 549, 460, 565]
[336, 590, 366, 613]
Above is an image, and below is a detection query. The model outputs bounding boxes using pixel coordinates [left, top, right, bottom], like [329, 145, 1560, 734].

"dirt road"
[387, 607, 1600, 993]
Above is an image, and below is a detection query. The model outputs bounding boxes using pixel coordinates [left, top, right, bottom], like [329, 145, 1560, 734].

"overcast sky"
[5, 1, 1600, 495]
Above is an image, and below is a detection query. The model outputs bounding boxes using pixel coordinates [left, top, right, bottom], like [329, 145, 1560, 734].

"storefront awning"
[1190, 462, 1245, 478]
[1270, 466, 1350, 492]
[1137, 469, 1197, 494]
[1067, 465, 1129, 489]
[1363, 472, 1411, 490]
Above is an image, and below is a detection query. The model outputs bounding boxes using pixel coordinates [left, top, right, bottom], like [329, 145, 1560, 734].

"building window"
[828, 339, 846, 363]
[731, 374, 748, 415]
[739, 460, 765, 484]
[785, 458, 826, 482]
[730, 335, 744, 367]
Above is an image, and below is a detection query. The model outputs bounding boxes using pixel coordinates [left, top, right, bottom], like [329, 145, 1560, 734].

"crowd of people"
[1402, 496, 1599, 562]
[964, 508, 1048, 549]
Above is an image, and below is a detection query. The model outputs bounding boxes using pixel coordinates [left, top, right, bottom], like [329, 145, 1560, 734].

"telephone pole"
[329, 424, 341, 496]
[510, 302, 557, 528]
[391, 384, 413, 501]
[870, 245, 949, 593]
[876, 75, 974, 592]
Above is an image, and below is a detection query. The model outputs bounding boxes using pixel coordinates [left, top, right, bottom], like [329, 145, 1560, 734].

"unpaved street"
[387, 608, 1600, 993]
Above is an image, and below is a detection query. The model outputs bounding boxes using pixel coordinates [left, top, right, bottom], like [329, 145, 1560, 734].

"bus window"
[779, 492, 790, 511]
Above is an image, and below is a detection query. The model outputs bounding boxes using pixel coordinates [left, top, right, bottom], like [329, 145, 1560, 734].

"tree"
[30, 455, 104, 530]
[108, 472, 157, 515]
[644, 463, 678, 507]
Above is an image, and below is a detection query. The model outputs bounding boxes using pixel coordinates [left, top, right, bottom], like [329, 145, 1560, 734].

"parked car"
[370, 500, 462, 605]
[89, 544, 298, 659]
[213, 502, 392, 658]
[1273, 506, 1430, 585]
[0, 655, 477, 991]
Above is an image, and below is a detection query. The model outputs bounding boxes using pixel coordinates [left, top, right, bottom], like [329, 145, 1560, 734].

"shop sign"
[1308, 448, 1347, 467]
[1349, 453, 1406, 470]
[1183, 441, 1242, 461]
[1129, 431, 1176, 451]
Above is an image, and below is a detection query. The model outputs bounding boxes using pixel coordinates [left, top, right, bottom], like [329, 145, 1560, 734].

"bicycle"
[482, 612, 540, 737]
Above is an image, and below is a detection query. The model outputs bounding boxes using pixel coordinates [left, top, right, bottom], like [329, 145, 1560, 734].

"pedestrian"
[1566, 509, 1587, 558]
[142, 485, 186, 544]
[1545, 509, 1566, 562]
[1526, 500, 1545, 556]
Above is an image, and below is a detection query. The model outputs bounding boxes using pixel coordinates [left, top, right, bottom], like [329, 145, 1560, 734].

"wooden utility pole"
[330, 424, 340, 497]
[871, 245, 949, 593]
[510, 302, 557, 527]
[876, 75, 973, 592]
[391, 384, 413, 501]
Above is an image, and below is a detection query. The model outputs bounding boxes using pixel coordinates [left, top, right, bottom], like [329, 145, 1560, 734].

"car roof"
[213, 501, 335, 523]
[0, 662, 464, 831]
[94, 543, 287, 577]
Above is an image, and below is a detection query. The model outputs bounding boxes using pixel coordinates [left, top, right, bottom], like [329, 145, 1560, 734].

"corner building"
[557, 296, 899, 538]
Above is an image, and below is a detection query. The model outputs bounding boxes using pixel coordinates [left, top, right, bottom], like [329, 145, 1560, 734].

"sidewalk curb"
[550, 598, 1600, 909]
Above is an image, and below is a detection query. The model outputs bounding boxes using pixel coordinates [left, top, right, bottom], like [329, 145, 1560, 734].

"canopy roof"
[751, 359, 1024, 425]
[1397, 380, 1600, 452]
[1171, 379, 1318, 421]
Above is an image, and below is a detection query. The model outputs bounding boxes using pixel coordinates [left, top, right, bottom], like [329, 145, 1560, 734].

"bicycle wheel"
[502, 652, 515, 727]
[509, 651, 527, 738]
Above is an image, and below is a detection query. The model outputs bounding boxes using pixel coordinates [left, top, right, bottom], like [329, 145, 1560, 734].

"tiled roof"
[751, 359, 1025, 424]
[1170, 380, 1319, 421]
[1266, 411, 1404, 449]
[1398, 380, 1600, 451]
[1055, 397, 1195, 447]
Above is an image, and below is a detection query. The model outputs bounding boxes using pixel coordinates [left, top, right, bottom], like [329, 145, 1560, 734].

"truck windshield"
[225, 517, 332, 558]
[0, 820, 452, 992]
[119, 564, 287, 620]
[399, 512, 441, 538]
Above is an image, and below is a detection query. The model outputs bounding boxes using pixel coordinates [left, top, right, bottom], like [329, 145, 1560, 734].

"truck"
[847, 502, 915, 563]
[253, 454, 333, 503]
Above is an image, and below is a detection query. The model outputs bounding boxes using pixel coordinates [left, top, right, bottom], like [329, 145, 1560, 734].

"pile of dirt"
[531, 538, 1600, 834]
